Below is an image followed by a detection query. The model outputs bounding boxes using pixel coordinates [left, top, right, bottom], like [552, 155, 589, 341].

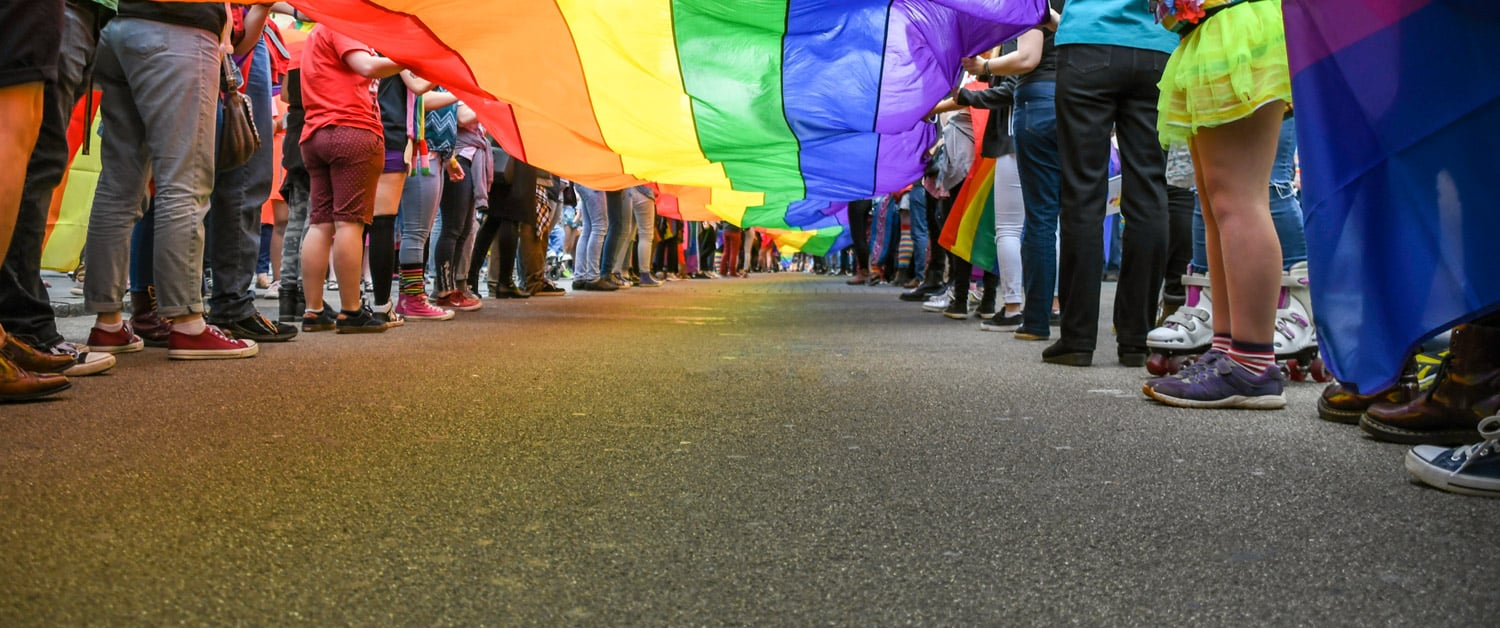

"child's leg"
[1191, 104, 1286, 346]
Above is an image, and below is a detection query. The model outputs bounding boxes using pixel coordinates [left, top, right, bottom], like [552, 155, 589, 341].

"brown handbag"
[217, 53, 261, 171]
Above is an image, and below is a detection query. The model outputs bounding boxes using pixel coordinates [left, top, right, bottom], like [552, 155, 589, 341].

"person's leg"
[278, 169, 310, 319]
[0, 2, 96, 349]
[682, 220, 700, 276]
[632, 191, 656, 281]
[908, 188, 929, 280]
[397, 168, 440, 286]
[367, 155, 408, 310]
[847, 199, 871, 277]
[1110, 47, 1172, 359]
[83, 21, 185, 326]
[299, 131, 336, 316]
[1268, 117, 1307, 269]
[993, 155, 1025, 315]
[1050, 45, 1117, 360]
[320, 127, 385, 314]
[434, 157, 473, 296]
[600, 190, 627, 277]
[1162, 185, 1195, 312]
[1194, 104, 1285, 349]
[206, 39, 275, 327]
[1014, 81, 1062, 338]
[495, 219, 520, 293]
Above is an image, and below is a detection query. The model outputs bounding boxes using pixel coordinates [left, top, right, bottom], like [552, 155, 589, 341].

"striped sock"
[1211, 334, 1232, 354]
[1228, 340, 1276, 376]
[399, 264, 425, 297]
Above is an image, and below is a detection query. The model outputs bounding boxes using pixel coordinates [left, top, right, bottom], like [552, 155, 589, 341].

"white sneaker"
[922, 288, 953, 313]
[261, 280, 280, 300]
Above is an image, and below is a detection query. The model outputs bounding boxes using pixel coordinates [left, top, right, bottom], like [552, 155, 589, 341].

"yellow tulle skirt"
[1156, 0, 1292, 147]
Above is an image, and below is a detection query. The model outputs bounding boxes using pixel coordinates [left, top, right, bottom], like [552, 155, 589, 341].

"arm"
[342, 49, 404, 79]
[961, 30, 1044, 78]
[420, 90, 459, 110]
[456, 102, 479, 127]
[953, 82, 1014, 110]
[927, 97, 965, 118]
[399, 70, 435, 95]
[233, 5, 271, 56]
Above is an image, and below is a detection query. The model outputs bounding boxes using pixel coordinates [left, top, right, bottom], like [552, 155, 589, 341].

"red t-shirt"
[300, 26, 382, 141]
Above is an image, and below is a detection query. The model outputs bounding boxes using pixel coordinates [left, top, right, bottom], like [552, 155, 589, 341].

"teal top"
[1055, 0, 1179, 55]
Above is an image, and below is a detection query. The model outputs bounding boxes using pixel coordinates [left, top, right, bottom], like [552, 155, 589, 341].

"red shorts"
[302, 125, 382, 225]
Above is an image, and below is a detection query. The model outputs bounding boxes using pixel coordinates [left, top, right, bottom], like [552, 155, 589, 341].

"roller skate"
[1274, 262, 1332, 383]
[1145, 268, 1213, 376]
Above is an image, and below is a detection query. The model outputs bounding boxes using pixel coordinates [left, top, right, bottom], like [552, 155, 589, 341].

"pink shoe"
[434, 291, 482, 312]
[396, 293, 456, 321]
[167, 324, 258, 360]
[87, 322, 145, 354]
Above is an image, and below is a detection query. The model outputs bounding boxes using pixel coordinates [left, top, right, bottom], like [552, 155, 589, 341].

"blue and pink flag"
[1286, 0, 1500, 392]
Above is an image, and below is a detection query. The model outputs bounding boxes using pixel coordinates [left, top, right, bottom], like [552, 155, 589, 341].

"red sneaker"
[396, 293, 457, 320]
[434, 291, 482, 312]
[167, 324, 259, 360]
[87, 322, 145, 354]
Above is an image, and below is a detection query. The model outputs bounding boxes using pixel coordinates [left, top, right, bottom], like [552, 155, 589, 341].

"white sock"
[95, 320, 123, 332]
[175, 318, 207, 335]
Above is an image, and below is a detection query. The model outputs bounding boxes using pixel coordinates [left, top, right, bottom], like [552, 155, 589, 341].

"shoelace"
[1167, 350, 1223, 382]
[1447, 415, 1500, 469]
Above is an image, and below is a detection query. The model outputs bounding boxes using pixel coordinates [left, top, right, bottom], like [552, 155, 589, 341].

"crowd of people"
[0, 1, 1494, 497]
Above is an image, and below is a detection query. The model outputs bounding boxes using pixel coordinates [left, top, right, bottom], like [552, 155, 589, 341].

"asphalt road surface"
[2, 275, 1495, 625]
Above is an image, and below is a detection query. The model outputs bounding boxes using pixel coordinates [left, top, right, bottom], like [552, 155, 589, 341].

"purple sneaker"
[1143, 349, 1227, 395]
[1146, 355, 1287, 409]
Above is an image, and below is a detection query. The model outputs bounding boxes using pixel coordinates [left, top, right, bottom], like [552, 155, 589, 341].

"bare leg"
[1192, 103, 1285, 345]
[332, 221, 366, 311]
[301, 223, 335, 312]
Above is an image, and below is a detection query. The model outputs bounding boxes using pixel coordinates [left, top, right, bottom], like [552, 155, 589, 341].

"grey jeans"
[84, 17, 220, 318]
[206, 38, 275, 323]
[278, 171, 309, 290]
[0, 2, 99, 346]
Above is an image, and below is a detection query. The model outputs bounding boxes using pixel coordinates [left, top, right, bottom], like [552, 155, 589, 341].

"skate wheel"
[1286, 359, 1307, 382]
[1146, 354, 1172, 376]
[1310, 358, 1332, 383]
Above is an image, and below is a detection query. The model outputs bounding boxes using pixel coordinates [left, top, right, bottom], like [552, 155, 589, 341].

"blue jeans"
[206, 38, 274, 323]
[1012, 80, 1061, 336]
[573, 186, 607, 280]
[1191, 118, 1308, 272]
[908, 187, 929, 278]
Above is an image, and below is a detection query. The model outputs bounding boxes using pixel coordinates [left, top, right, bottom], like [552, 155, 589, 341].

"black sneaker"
[529, 281, 567, 296]
[980, 312, 1023, 332]
[373, 305, 405, 328]
[899, 282, 943, 302]
[943, 299, 969, 320]
[221, 312, 299, 342]
[336, 306, 390, 334]
[302, 305, 337, 332]
[493, 284, 532, 299]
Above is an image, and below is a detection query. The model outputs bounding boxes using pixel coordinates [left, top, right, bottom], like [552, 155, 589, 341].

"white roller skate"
[1146, 268, 1214, 376]
[1274, 261, 1331, 382]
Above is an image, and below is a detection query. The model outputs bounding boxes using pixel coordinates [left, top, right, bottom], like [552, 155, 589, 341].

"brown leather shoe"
[0, 345, 70, 402]
[1361, 323, 1500, 445]
[0, 334, 76, 374]
[129, 287, 172, 347]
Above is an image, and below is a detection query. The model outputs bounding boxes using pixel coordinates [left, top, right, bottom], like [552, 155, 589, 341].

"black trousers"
[1163, 185, 1196, 305]
[1055, 44, 1171, 354]
[847, 199, 872, 273]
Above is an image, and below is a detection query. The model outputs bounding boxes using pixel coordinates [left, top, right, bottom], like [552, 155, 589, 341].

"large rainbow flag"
[1286, 0, 1500, 392]
[209, 0, 1046, 254]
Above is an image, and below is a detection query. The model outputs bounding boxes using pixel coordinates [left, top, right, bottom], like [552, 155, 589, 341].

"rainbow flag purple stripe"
[1286, 0, 1500, 391]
